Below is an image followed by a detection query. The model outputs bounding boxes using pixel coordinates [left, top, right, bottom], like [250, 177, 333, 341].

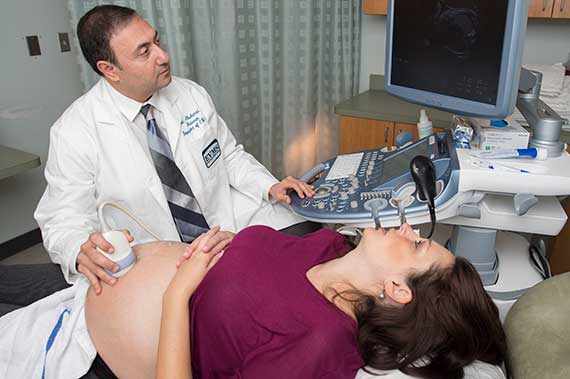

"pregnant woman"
[86, 224, 507, 379]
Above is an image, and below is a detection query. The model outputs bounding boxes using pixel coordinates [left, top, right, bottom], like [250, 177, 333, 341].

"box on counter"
[470, 117, 530, 151]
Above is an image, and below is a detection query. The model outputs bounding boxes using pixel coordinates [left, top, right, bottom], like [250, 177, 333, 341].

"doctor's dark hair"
[354, 257, 508, 379]
[77, 5, 137, 75]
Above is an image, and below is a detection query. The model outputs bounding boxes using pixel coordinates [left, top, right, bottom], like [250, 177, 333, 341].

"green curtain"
[68, 0, 361, 177]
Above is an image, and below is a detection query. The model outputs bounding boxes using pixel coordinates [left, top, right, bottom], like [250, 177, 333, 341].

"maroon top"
[190, 225, 364, 378]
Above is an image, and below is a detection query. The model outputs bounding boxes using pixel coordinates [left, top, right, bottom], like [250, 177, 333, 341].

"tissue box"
[470, 117, 530, 151]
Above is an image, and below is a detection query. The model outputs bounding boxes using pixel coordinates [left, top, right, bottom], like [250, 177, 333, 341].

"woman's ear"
[384, 279, 412, 305]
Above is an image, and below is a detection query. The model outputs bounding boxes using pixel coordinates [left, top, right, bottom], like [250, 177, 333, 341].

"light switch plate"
[26, 35, 41, 56]
[58, 32, 71, 52]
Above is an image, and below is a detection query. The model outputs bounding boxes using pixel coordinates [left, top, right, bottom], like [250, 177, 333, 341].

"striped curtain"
[68, 0, 362, 177]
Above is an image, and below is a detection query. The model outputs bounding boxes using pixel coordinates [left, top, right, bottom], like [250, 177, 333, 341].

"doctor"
[34, 5, 315, 295]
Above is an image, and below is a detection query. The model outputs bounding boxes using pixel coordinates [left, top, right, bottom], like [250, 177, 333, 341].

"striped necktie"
[141, 104, 209, 241]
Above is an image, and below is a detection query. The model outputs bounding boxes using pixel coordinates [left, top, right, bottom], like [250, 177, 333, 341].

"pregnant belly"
[85, 241, 186, 379]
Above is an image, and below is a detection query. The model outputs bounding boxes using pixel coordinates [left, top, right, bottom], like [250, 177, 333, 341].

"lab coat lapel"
[155, 87, 180, 154]
[92, 86, 171, 216]
[124, 126, 171, 215]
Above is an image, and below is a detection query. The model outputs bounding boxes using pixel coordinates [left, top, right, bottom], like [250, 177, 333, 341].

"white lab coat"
[35, 77, 303, 284]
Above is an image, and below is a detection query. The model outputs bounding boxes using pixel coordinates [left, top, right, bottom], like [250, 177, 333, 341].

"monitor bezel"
[384, 0, 529, 118]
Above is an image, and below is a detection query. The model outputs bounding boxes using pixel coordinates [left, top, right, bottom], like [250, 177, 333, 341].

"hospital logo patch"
[202, 139, 221, 168]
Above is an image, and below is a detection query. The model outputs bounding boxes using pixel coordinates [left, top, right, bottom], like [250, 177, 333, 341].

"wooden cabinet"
[339, 115, 444, 154]
[364, 0, 570, 18]
[529, 0, 556, 17]
[527, 0, 570, 18]
[363, 0, 388, 15]
[339, 116, 394, 154]
[552, 0, 570, 18]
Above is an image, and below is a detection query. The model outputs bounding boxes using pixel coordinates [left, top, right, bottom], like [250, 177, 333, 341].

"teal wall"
[0, 0, 83, 244]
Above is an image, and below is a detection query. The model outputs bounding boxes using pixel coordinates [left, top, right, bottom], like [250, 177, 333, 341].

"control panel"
[290, 132, 460, 225]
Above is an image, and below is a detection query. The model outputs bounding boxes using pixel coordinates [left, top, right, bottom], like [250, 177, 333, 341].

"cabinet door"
[363, 0, 388, 15]
[552, 0, 570, 18]
[339, 116, 394, 155]
[528, 0, 555, 17]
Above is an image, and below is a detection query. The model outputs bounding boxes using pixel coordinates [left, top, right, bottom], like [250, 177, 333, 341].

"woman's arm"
[156, 227, 230, 379]
[157, 289, 193, 379]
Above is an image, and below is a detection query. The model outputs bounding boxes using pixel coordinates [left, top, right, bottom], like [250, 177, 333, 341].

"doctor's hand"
[77, 230, 134, 295]
[175, 226, 234, 269]
[269, 176, 315, 204]
[169, 227, 227, 299]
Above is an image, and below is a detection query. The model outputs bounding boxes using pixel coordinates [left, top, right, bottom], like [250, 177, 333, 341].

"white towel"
[0, 279, 96, 379]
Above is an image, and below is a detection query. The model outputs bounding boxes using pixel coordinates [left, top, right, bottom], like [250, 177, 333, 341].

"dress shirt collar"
[103, 79, 160, 122]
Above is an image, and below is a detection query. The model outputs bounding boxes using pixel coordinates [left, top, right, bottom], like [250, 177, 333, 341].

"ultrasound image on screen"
[391, 0, 507, 105]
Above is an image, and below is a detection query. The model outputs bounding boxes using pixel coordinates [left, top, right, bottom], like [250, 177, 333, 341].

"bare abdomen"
[85, 241, 186, 379]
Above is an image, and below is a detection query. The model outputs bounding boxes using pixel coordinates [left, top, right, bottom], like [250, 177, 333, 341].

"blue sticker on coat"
[202, 139, 221, 168]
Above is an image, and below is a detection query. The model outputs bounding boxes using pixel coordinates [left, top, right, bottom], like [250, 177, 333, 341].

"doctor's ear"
[97, 60, 120, 82]
[384, 280, 412, 305]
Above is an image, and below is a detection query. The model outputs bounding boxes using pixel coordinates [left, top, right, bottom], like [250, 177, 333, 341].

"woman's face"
[359, 224, 455, 275]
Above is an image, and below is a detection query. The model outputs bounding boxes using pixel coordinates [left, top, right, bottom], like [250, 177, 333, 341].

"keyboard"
[326, 152, 364, 180]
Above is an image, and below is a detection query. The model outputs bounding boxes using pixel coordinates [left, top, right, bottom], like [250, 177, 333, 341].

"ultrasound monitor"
[385, 0, 529, 118]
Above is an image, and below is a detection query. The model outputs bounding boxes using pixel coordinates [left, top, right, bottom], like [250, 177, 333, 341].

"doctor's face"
[359, 224, 454, 276]
[106, 16, 171, 102]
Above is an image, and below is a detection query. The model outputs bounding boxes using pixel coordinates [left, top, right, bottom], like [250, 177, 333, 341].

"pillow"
[355, 361, 506, 379]
[504, 272, 570, 379]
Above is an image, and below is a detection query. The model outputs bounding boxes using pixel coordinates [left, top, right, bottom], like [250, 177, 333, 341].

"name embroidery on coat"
[181, 110, 206, 136]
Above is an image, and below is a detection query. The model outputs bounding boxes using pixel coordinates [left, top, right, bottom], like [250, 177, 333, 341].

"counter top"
[334, 74, 455, 128]
[335, 74, 570, 144]
[334, 88, 456, 129]
[0, 145, 41, 180]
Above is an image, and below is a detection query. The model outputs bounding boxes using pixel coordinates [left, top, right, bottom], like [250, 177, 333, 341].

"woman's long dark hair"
[354, 257, 507, 379]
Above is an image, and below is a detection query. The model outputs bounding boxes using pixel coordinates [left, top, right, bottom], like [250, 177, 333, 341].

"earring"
[379, 289, 386, 300]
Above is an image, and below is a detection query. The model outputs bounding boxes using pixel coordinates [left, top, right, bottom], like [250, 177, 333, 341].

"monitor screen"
[385, 0, 528, 118]
[381, 138, 430, 183]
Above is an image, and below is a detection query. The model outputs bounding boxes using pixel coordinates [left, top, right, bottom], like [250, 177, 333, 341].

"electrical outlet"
[26, 35, 41, 56]
[58, 32, 71, 52]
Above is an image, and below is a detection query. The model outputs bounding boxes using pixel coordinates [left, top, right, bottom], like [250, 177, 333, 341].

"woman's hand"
[175, 226, 234, 269]
[166, 226, 232, 300]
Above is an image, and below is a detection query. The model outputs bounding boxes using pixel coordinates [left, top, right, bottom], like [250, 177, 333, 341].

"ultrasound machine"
[290, 0, 570, 320]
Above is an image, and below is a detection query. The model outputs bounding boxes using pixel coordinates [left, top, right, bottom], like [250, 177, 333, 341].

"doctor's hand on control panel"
[269, 176, 315, 204]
